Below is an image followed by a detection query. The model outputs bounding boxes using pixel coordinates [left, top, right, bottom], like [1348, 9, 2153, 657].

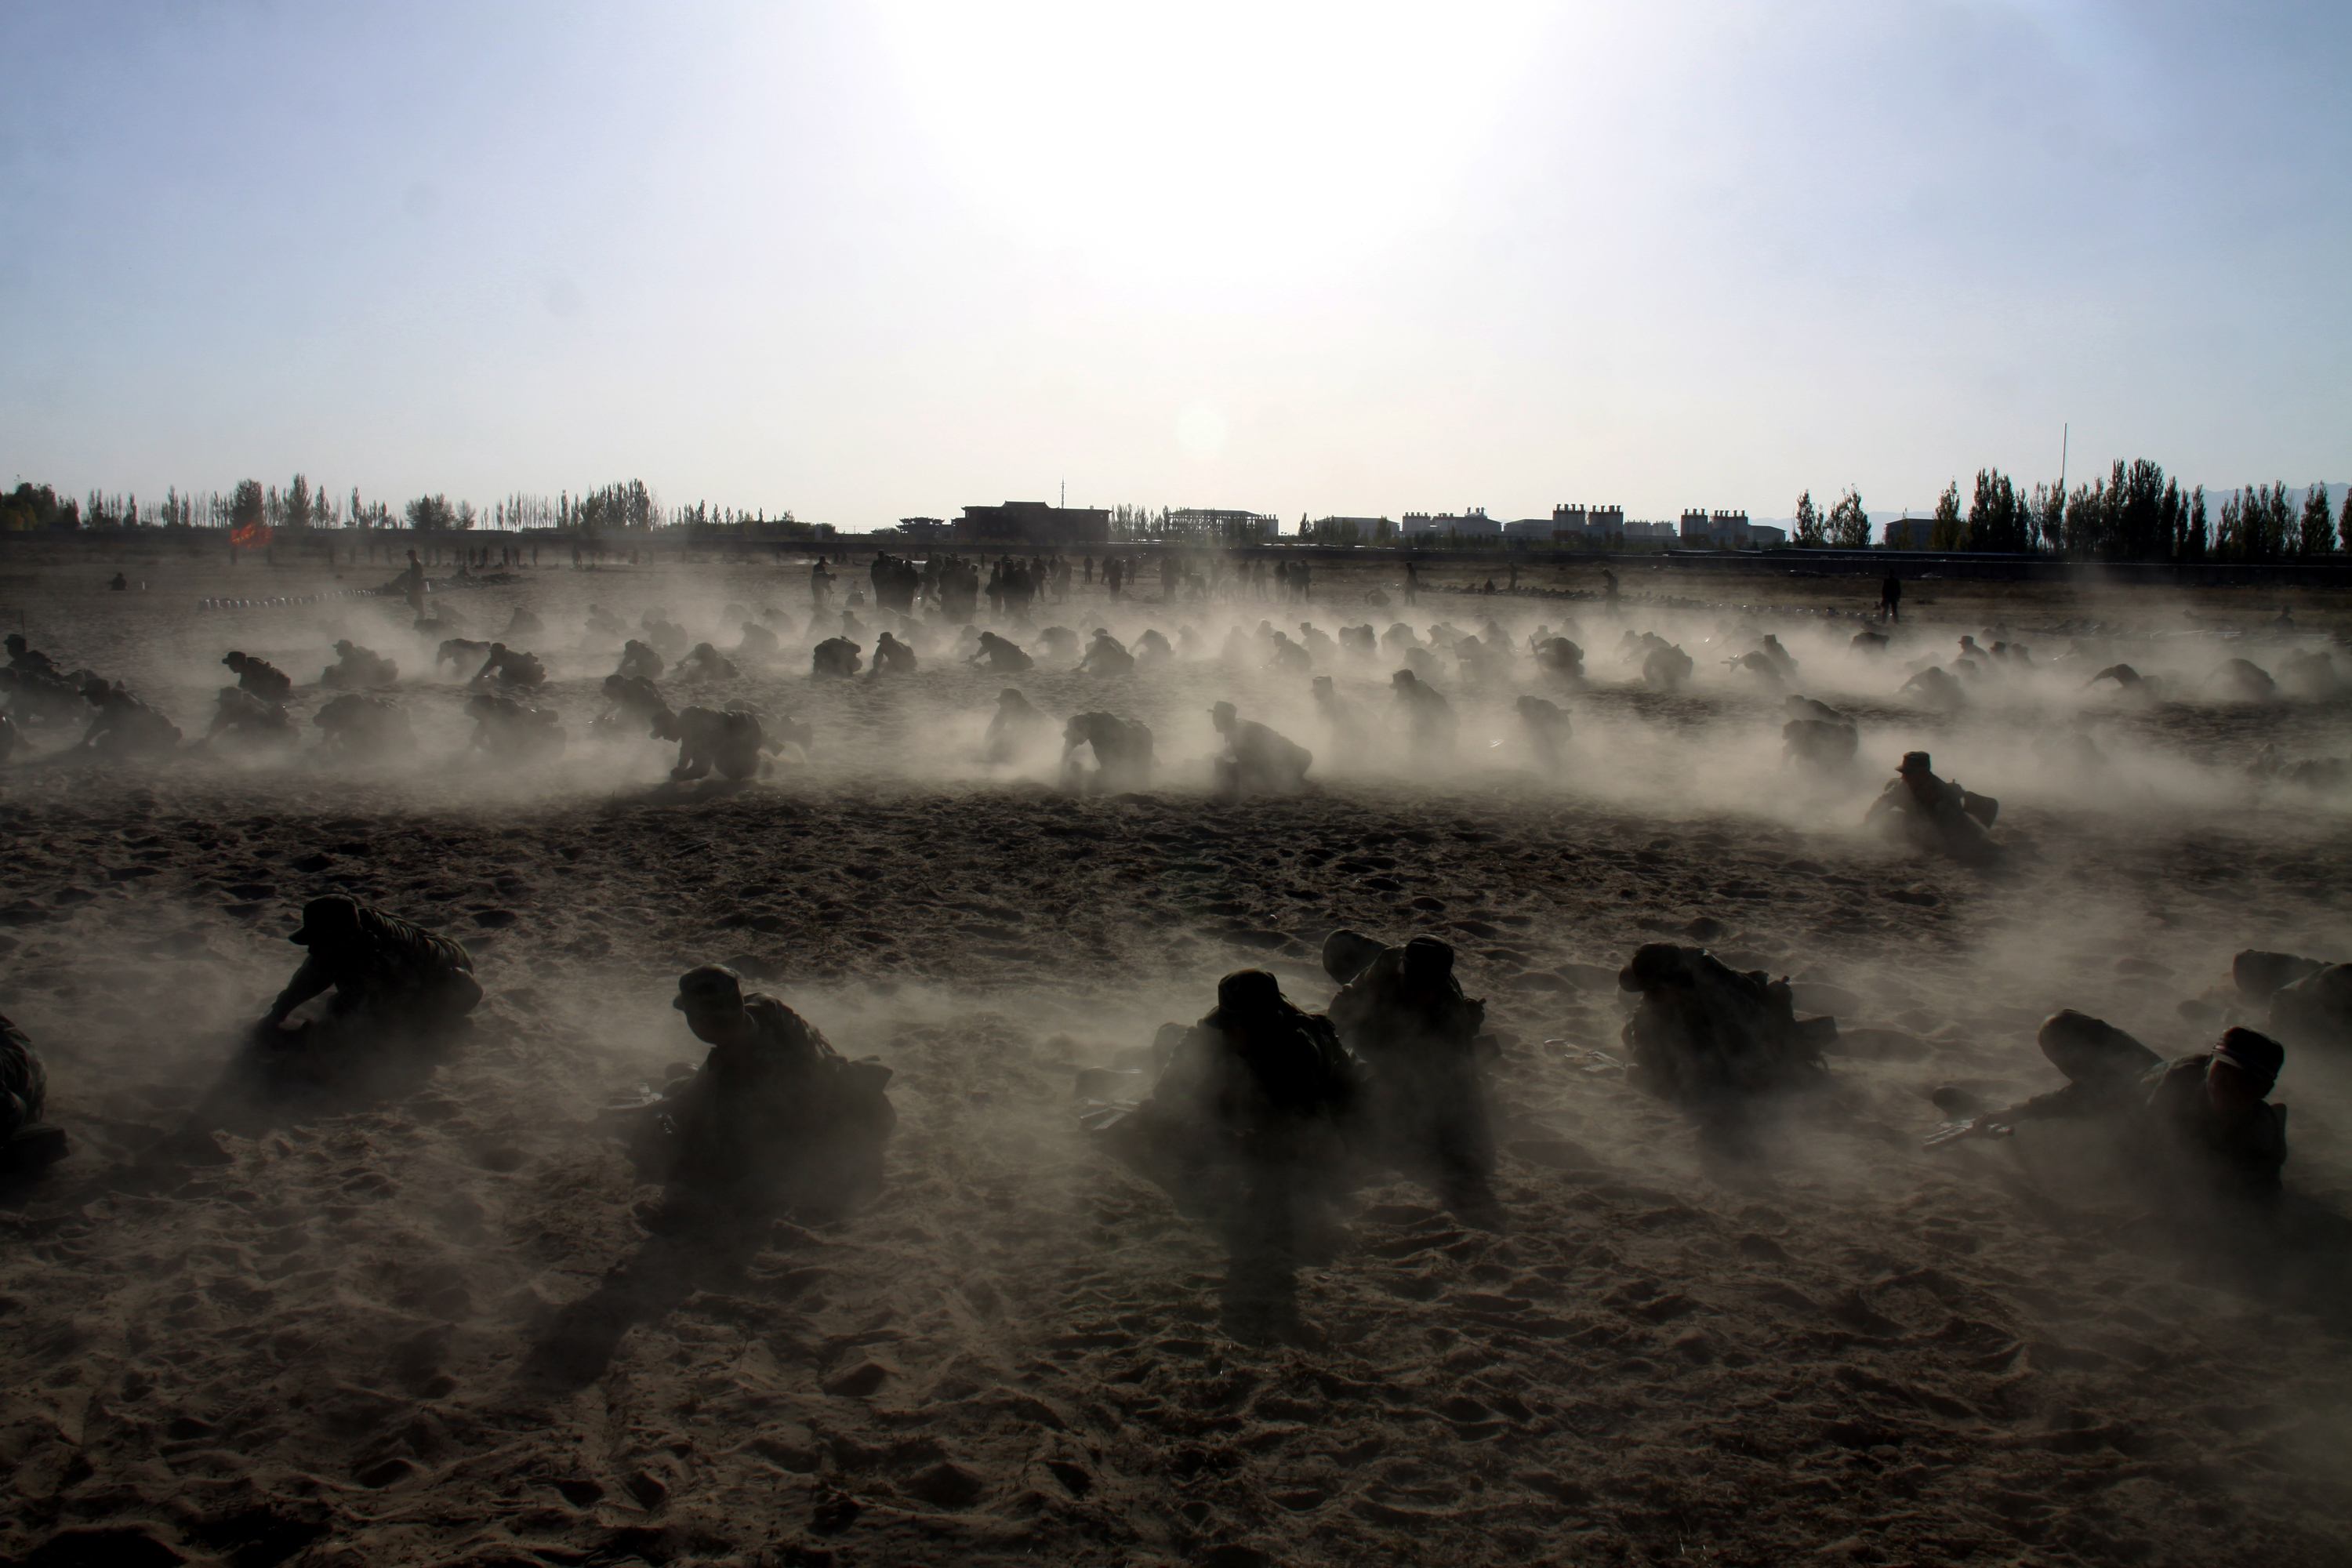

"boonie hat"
[674, 964, 746, 1012]
[289, 895, 360, 945]
[2212, 1027, 2284, 1094]
[1216, 968, 1283, 1016]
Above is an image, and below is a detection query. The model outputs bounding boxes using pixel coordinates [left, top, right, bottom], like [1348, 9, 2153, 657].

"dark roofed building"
[955, 501, 1110, 546]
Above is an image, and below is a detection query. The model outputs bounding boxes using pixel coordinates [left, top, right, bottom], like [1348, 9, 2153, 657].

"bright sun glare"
[870, 0, 1555, 292]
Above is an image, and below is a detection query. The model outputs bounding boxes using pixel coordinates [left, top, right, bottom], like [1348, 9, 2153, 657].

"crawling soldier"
[593, 673, 674, 739]
[253, 896, 483, 1054]
[985, 688, 1052, 765]
[5, 633, 60, 677]
[811, 637, 863, 678]
[1323, 931, 1498, 1218]
[470, 643, 548, 689]
[659, 705, 781, 782]
[673, 642, 740, 682]
[615, 640, 666, 681]
[202, 686, 299, 753]
[321, 640, 398, 689]
[1209, 701, 1313, 796]
[221, 651, 293, 702]
[1617, 942, 1836, 1116]
[1516, 695, 1572, 775]
[868, 632, 917, 676]
[626, 964, 895, 1220]
[73, 682, 180, 760]
[1389, 669, 1457, 760]
[1926, 1010, 2161, 1145]
[1062, 711, 1154, 793]
[1862, 750, 1998, 862]
[1120, 969, 1356, 1330]
[2143, 1027, 2289, 1196]
[1080, 629, 1135, 676]
[968, 631, 1034, 673]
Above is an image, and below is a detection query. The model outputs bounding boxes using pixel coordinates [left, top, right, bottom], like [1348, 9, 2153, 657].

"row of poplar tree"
[8, 476, 735, 535]
[1789, 463, 2343, 561]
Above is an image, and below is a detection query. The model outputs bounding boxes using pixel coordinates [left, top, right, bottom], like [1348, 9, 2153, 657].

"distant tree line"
[1791, 460, 2343, 562]
[9, 459, 2343, 562]
[3, 473, 808, 537]
[1790, 488, 1876, 549]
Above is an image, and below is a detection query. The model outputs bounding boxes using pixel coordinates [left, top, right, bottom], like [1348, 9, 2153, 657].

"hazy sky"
[4, 1, 2346, 529]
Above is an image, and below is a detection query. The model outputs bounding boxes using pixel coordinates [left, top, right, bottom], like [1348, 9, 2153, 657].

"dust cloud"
[2, 545, 2350, 1566]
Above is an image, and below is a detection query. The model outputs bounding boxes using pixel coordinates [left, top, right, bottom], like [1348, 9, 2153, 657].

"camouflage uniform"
[1080, 630, 1134, 676]
[1148, 975, 1356, 1151]
[811, 637, 863, 678]
[263, 897, 482, 1045]
[673, 643, 740, 682]
[2002, 1011, 2161, 1122]
[5, 635, 60, 677]
[1134, 971, 1357, 1313]
[1210, 702, 1313, 795]
[1389, 670, 1457, 756]
[221, 652, 292, 701]
[471, 644, 547, 688]
[75, 686, 180, 759]
[1618, 942, 1836, 1110]
[868, 633, 916, 675]
[2141, 1033, 2288, 1196]
[1643, 642, 1694, 691]
[637, 965, 895, 1213]
[595, 674, 673, 738]
[668, 706, 772, 781]
[1516, 695, 1572, 772]
[1062, 712, 1153, 793]
[615, 641, 666, 681]
[1533, 636, 1583, 685]
[985, 688, 1048, 763]
[1863, 751, 1997, 859]
[205, 685, 297, 746]
[1325, 934, 1496, 1200]
[321, 641, 397, 689]
[969, 632, 1033, 673]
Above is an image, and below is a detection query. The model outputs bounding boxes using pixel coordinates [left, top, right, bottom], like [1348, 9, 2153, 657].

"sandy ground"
[4, 551, 2352, 1567]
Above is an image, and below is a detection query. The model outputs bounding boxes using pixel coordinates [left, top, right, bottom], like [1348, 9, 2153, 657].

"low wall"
[5, 528, 2345, 589]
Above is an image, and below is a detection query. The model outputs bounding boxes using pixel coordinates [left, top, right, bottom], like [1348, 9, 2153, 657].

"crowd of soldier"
[9, 895, 2329, 1347]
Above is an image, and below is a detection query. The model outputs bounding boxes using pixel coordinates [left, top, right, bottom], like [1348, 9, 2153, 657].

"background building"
[1401, 507, 1501, 538]
[1164, 508, 1279, 543]
[1676, 508, 1784, 547]
[1882, 517, 1929, 550]
[1304, 516, 1392, 544]
[1551, 503, 1628, 543]
[954, 501, 1111, 546]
